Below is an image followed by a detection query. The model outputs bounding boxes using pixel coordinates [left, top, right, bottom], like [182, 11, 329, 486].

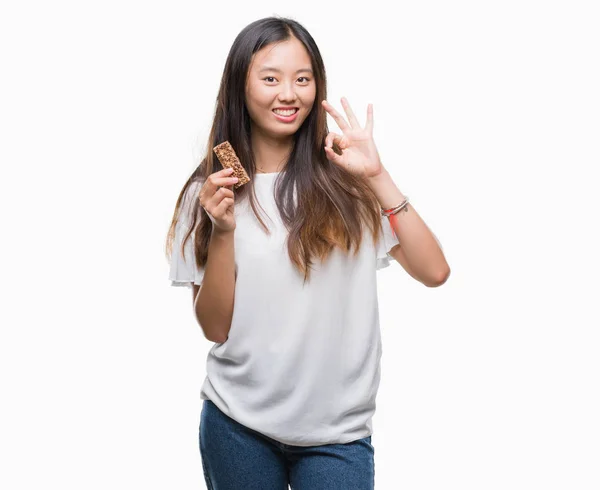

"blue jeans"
[199, 399, 375, 489]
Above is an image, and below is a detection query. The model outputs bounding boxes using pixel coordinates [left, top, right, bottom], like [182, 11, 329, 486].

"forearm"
[195, 228, 236, 343]
[368, 167, 449, 283]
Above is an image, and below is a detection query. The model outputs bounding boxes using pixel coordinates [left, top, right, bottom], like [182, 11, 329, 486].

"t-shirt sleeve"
[169, 181, 205, 288]
[376, 215, 399, 270]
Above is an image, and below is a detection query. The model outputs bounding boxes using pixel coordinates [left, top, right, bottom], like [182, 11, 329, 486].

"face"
[245, 37, 317, 139]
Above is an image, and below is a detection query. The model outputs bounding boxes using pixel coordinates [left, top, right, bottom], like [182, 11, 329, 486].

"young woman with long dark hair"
[166, 16, 449, 489]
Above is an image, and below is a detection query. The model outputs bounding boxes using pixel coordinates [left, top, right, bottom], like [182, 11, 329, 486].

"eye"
[262, 76, 311, 84]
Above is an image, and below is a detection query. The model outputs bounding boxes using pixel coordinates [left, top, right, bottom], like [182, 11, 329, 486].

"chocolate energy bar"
[213, 141, 251, 189]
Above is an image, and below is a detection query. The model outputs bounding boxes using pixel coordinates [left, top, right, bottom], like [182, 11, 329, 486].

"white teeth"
[273, 109, 298, 116]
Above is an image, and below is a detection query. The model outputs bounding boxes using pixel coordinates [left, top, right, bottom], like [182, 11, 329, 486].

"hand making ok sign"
[322, 97, 384, 179]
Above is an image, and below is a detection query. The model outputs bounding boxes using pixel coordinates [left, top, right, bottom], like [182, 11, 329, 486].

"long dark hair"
[166, 16, 386, 284]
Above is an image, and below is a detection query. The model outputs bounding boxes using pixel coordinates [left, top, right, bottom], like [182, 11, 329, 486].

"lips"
[272, 108, 300, 123]
[272, 108, 299, 115]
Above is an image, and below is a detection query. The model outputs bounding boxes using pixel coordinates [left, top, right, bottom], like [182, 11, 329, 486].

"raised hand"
[322, 97, 384, 179]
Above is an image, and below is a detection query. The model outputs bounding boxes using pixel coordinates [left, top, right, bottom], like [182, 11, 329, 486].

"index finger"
[218, 166, 235, 176]
[211, 166, 235, 184]
[322, 100, 350, 131]
[206, 168, 235, 190]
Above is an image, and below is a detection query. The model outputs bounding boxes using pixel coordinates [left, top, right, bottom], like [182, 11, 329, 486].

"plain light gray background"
[1, 1, 598, 488]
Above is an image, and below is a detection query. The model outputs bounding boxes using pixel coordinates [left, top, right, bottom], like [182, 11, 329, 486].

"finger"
[206, 167, 235, 189]
[202, 183, 233, 200]
[204, 186, 232, 212]
[365, 103, 374, 133]
[212, 187, 234, 206]
[325, 132, 344, 149]
[217, 167, 235, 177]
[321, 100, 350, 131]
[324, 146, 343, 165]
[203, 183, 231, 206]
[213, 197, 234, 217]
[215, 187, 234, 199]
[340, 97, 360, 129]
[209, 175, 239, 192]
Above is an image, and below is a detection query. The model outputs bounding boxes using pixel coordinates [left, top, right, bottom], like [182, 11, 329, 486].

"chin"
[268, 121, 300, 133]
[271, 128, 298, 139]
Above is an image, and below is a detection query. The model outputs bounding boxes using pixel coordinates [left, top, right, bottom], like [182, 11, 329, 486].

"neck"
[251, 126, 293, 173]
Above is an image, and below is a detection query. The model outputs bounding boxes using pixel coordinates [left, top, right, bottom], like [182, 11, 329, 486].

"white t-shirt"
[169, 171, 398, 446]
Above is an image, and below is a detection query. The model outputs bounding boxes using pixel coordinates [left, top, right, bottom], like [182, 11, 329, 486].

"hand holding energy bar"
[199, 166, 239, 234]
[213, 141, 251, 189]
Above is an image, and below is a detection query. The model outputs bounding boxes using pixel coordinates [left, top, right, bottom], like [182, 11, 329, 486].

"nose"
[278, 82, 297, 103]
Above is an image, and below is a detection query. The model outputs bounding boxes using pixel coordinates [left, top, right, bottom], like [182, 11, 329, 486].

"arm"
[369, 168, 450, 287]
[192, 228, 236, 343]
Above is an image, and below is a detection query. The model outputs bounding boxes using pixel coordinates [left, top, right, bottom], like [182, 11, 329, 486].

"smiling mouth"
[272, 108, 299, 116]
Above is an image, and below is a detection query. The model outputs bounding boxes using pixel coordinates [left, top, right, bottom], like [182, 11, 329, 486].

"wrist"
[211, 227, 235, 240]
[367, 168, 406, 210]
[366, 166, 388, 182]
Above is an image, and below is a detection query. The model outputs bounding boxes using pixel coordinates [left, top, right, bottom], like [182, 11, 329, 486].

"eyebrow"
[258, 67, 314, 75]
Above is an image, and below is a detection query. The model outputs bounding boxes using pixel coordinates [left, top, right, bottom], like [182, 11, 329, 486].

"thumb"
[324, 146, 343, 165]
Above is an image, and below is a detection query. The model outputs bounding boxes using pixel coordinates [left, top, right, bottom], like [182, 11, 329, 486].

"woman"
[166, 16, 449, 490]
